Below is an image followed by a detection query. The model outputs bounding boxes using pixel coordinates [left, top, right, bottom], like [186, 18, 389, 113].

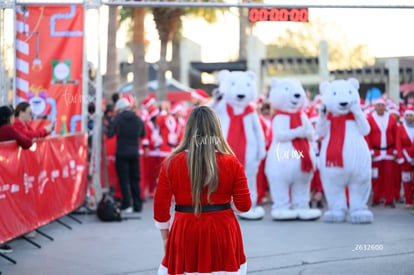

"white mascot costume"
[265, 78, 322, 220]
[316, 78, 373, 223]
[216, 70, 266, 220]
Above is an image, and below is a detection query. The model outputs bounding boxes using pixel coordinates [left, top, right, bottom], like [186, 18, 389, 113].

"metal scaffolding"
[102, 0, 414, 9]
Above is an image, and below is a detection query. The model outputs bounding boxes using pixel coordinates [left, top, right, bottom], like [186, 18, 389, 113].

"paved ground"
[1, 201, 414, 275]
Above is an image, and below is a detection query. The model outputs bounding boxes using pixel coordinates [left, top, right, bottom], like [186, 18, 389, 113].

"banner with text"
[0, 133, 88, 244]
[15, 5, 84, 135]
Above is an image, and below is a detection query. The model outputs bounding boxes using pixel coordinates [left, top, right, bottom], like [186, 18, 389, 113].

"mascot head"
[320, 78, 361, 116]
[268, 78, 306, 113]
[218, 70, 257, 109]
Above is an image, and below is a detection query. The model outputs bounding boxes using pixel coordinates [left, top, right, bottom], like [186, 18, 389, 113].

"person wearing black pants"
[107, 98, 146, 213]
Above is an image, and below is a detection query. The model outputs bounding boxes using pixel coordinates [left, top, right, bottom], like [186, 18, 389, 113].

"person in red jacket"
[142, 106, 163, 199]
[396, 106, 414, 208]
[390, 108, 403, 203]
[13, 101, 53, 139]
[154, 106, 251, 274]
[366, 98, 398, 207]
[0, 105, 32, 149]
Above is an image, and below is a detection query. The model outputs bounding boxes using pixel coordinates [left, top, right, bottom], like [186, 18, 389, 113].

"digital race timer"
[248, 8, 309, 23]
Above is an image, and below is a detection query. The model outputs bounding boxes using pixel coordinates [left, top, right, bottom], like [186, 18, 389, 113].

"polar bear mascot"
[216, 70, 266, 220]
[316, 78, 373, 224]
[265, 78, 321, 220]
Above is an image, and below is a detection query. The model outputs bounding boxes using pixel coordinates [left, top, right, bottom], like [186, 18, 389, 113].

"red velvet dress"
[154, 151, 251, 275]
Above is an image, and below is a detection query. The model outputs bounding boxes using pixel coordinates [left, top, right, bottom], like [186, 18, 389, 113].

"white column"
[247, 35, 266, 95]
[319, 40, 329, 82]
[180, 37, 201, 87]
[385, 58, 400, 104]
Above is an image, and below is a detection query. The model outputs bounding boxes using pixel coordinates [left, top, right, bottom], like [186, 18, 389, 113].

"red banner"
[15, 5, 84, 135]
[0, 133, 88, 244]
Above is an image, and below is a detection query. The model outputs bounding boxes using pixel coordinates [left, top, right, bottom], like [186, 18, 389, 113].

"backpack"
[97, 192, 122, 222]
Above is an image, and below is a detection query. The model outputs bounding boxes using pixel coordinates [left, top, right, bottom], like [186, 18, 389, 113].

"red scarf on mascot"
[275, 110, 313, 173]
[326, 112, 355, 167]
[226, 104, 254, 166]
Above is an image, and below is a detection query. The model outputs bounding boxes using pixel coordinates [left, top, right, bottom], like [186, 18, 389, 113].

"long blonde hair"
[167, 106, 234, 214]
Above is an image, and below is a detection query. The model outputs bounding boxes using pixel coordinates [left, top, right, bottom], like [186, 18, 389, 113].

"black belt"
[372, 144, 394, 151]
[175, 203, 231, 213]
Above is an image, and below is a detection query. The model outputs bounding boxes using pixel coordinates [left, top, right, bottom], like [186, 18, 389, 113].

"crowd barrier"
[0, 133, 88, 244]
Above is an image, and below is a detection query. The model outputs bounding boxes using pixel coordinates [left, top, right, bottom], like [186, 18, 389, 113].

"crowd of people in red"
[3, 87, 414, 256]
[102, 89, 414, 215]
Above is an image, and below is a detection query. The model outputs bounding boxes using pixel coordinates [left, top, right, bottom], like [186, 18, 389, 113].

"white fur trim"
[192, 92, 208, 101]
[143, 97, 156, 108]
[403, 149, 413, 163]
[148, 150, 161, 156]
[397, 158, 404, 164]
[404, 109, 414, 116]
[372, 155, 396, 162]
[230, 201, 243, 214]
[374, 98, 386, 105]
[154, 220, 170, 230]
[159, 151, 172, 157]
[157, 263, 247, 275]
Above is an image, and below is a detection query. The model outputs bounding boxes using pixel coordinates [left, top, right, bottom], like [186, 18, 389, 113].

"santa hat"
[308, 108, 319, 124]
[148, 106, 159, 118]
[389, 108, 400, 117]
[171, 102, 184, 114]
[114, 98, 130, 111]
[257, 94, 265, 105]
[121, 93, 135, 106]
[142, 95, 156, 109]
[374, 98, 386, 106]
[312, 94, 322, 109]
[404, 105, 414, 116]
[192, 89, 208, 101]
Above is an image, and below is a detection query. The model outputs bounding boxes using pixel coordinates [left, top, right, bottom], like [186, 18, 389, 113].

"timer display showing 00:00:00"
[248, 8, 309, 23]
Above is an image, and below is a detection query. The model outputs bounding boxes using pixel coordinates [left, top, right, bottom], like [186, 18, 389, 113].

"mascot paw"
[239, 206, 265, 220]
[350, 210, 373, 224]
[271, 209, 298, 220]
[297, 209, 322, 220]
[323, 210, 346, 223]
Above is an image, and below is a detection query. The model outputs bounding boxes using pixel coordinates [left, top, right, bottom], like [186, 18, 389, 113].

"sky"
[3, 3, 414, 71]
[176, 7, 414, 63]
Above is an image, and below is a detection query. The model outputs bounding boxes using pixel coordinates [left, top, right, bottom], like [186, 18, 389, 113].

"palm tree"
[152, 3, 224, 101]
[239, 1, 261, 60]
[239, 7, 250, 60]
[104, 6, 119, 101]
[131, 7, 148, 102]
[152, 7, 184, 101]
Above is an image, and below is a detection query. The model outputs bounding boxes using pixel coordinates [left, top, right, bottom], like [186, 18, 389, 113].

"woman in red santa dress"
[396, 106, 414, 209]
[154, 106, 251, 275]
